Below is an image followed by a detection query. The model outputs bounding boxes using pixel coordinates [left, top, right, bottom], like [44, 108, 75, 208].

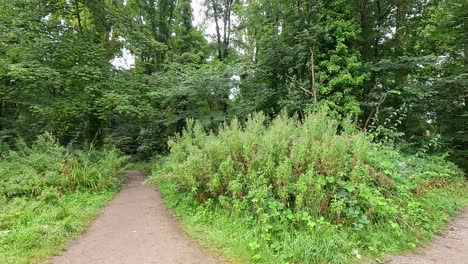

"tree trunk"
[212, 1, 223, 61]
[310, 46, 317, 105]
[74, 0, 83, 33]
[464, 42, 468, 67]
[395, 0, 408, 86]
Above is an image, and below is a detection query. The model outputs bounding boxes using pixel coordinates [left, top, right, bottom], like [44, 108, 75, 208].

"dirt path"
[387, 208, 468, 264]
[53, 170, 223, 264]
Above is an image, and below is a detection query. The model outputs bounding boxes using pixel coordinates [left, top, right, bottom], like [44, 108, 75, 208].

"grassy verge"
[0, 191, 116, 264]
[156, 172, 467, 264]
[0, 134, 126, 263]
[150, 111, 467, 264]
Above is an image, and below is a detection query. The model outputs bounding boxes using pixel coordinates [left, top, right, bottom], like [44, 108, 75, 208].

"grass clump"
[0, 134, 127, 263]
[151, 111, 467, 263]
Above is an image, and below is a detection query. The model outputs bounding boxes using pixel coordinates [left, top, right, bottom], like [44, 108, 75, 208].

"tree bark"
[395, 0, 408, 86]
[309, 45, 317, 105]
[211, 1, 223, 60]
[74, 0, 83, 33]
[464, 42, 468, 67]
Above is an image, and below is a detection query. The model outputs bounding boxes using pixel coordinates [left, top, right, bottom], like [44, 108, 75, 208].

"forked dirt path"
[53, 170, 223, 264]
[52, 170, 467, 264]
[387, 208, 468, 264]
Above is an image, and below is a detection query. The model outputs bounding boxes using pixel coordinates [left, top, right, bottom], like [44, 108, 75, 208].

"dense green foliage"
[0, 0, 465, 169]
[0, 0, 466, 262]
[0, 134, 126, 263]
[152, 112, 467, 263]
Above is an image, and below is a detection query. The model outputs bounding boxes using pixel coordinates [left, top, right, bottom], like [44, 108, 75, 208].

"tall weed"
[152, 111, 467, 263]
[0, 133, 127, 198]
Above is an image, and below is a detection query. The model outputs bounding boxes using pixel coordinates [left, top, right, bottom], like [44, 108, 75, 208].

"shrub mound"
[153, 112, 467, 263]
[0, 134, 125, 198]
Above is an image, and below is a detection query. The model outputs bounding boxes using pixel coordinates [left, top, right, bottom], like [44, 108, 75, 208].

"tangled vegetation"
[152, 112, 467, 263]
[0, 0, 466, 262]
[0, 134, 126, 264]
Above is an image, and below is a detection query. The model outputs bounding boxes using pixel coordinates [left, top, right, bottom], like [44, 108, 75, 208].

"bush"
[0, 133, 127, 198]
[152, 111, 467, 263]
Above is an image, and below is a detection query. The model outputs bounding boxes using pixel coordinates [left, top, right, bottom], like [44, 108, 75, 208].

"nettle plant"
[155, 110, 464, 250]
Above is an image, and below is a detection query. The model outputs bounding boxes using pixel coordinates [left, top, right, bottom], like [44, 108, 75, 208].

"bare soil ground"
[387, 208, 468, 264]
[53, 170, 223, 264]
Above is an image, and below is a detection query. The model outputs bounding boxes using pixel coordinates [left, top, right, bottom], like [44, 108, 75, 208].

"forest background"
[0, 0, 466, 171]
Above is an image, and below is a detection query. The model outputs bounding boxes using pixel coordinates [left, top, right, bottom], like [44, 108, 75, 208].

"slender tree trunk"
[223, 5, 228, 58]
[212, 1, 223, 60]
[87, 114, 104, 147]
[224, 4, 232, 59]
[0, 99, 3, 131]
[74, 0, 83, 33]
[166, 1, 176, 43]
[254, 40, 258, 63]
[309, 45, 317, 105]
[395, 0, 408, 86]
[464, 42, 468, 67]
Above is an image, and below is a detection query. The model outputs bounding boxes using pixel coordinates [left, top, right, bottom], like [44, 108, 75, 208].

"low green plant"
[125, 156, 159, 174]
[0, 133, 126, 198]
[151, 111, 467, 263]
[0, 133, 127, 263]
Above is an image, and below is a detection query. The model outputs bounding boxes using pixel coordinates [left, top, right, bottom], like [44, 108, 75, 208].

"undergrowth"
[0, 134, 127, 263]
[151, 111, 467, 263]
